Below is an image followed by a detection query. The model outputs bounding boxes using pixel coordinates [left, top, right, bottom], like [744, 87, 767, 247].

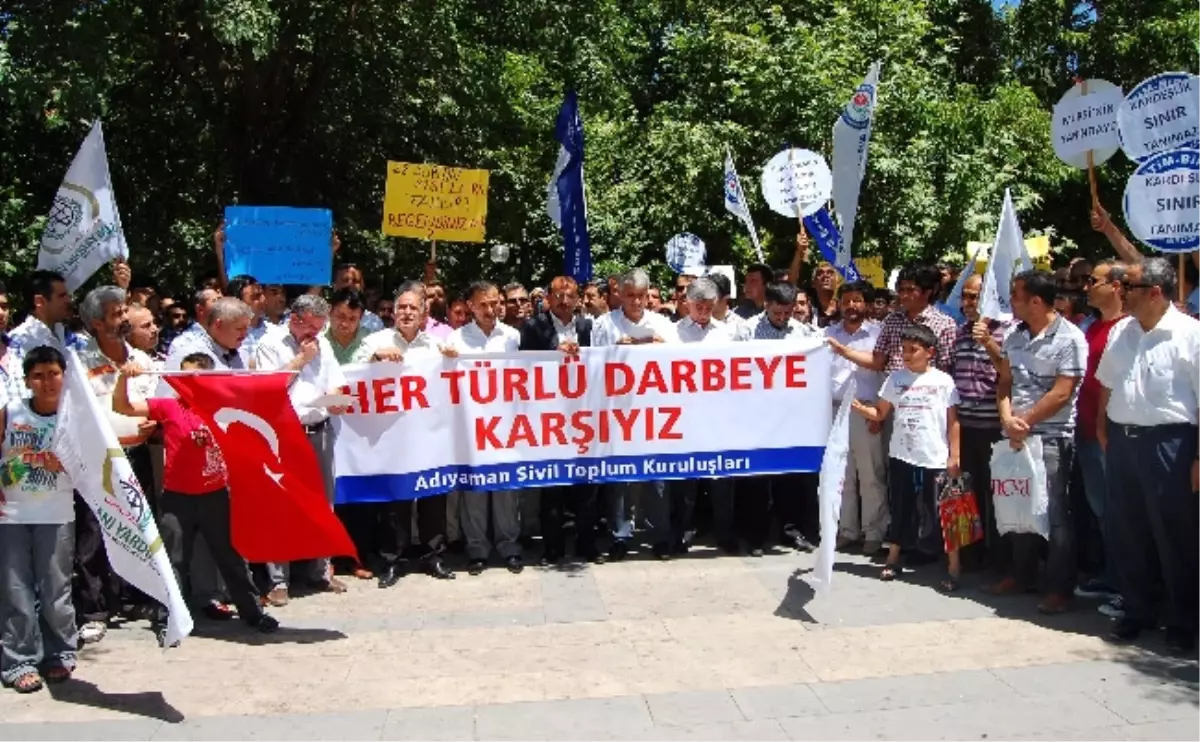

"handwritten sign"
[855, 256, 886, 288]
[382, 162, 489, 242]
[1123, 148, 1200, 253]
[1118, 72, 1200, 162]
[665, 233, 706, 274]
[761, 149, 832, 219]
[1051, 80, 1122, 168]
[223, 206, 333, 286]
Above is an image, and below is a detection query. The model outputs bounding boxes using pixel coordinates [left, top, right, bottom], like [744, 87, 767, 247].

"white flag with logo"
[979, 189, 1033, 321]
[809, 381, 854, 596]
[54, 350, 192, 647]
[38, 121, 128, 291]
[724, 148, 764, 262]
[831, 62, 880, 268]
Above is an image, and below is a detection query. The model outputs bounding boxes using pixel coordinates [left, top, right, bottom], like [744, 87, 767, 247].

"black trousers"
[886, 459, 943, 556]
[381, 495, 447, 563]
[1106, 422, 1198, 632]
[541, 485, 599, 557]
[337, 503, 384, 570]
[959, 426, 1008, 569]
[158, 489, 262, 624]
[72, 493, 121, 624]
[739, 473, 816, 549]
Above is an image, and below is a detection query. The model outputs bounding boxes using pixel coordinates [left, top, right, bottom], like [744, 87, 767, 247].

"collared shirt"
[675, 316, 733, 344]
[255, 332, 348, 426]
[733, 302, 763, 321]
[79, 336, 155, 440]
[359, 327, 441, 363]
[592, 309, 678, 347]
[157, 327, 245, 398]
[873, 305, 958, 372]
[7, 315, 68, 359]
[951, 318, 1012, 429]
[447, 321, 521, 354]
[241, 319, 284, 367]
[360, 310, 385, 334]
[1001, 314, 1087, 438]
[166, 322, 208, 359]
[744, 312, 820, 341]
[325, 325, 372, 365]
[826, 320, 883, 402]
[423, 316, 453, 340]
[1096, 306, 1200, 427]
[550, 313, 578, 346]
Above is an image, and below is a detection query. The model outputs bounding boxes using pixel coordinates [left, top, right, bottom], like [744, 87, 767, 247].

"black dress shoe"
[608, 541, 629, 562]
[1107, 618, 1145, 643]
[538, 551, 562, 567]
[652, 543, 672, 561]
[424, 556, 456, 580]
[377, 565, 404, 589]
[1165, 628, 1196, 653]
[581, 551, 606, 565]
[506, 555, 525, 574]
[468, 559, 487, 576]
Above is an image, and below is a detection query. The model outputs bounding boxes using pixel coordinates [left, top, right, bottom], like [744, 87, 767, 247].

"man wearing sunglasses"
[1096, 257, 1200, 652]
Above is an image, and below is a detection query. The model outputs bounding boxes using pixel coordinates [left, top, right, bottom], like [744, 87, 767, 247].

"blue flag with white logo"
[803, 208, 862, 282]
[546, 91, 592, 283]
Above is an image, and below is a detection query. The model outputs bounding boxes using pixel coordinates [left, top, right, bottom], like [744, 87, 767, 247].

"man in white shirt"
[362, 281, 458, 587]
[166, 287, 221, 358]
[672, 278, 736, 552]
[707, 272, 749, 341]
[255, 294, 350, 604]
[445, 281, 524, 575]
[825, 281, 887, 554]
[593, 269, 675, 561]
[1095, 258, 1199, 651]
[226, 275, 284, 367]
[7, 270, 73, 366]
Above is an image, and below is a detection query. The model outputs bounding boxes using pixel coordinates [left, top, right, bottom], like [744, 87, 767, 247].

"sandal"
[939, 574, 961, 593]
[43, 666, 72, 684]
[880, 564, 903, 581]
[353, 568, 374, 580]
[12, 673, 43, 694]
[202, 601, 237, 621]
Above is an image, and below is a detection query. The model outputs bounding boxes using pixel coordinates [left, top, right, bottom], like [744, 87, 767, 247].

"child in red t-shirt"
[114, 353, 277, 644]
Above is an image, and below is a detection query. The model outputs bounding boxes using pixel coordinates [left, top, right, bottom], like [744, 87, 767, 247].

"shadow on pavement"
[48, 679, 185, 723]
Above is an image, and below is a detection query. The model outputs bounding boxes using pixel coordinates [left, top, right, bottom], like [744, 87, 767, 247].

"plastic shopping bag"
[989, 436, 1049, 539]
[937, 473, 984, 552]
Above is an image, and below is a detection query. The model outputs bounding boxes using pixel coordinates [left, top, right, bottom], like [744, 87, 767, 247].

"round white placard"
[1050, 79, 1122, 168]
[1123, 148, 1200, 253]
[760, 148, 832, 218]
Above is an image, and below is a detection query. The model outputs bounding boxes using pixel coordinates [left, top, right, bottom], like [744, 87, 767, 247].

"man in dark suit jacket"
[518, 277, 603, 565]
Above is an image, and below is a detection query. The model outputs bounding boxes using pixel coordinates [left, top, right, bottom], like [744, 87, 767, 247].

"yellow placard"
[964, 236, 1052, 271]
[382, 162, 489, 242]
[855, 255, 886, 288]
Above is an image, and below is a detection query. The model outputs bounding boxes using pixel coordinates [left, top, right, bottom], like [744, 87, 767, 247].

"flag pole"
[1180, 254, 1186, 303]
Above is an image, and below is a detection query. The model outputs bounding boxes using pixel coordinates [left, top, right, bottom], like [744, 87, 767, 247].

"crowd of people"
[0, 206, 1196, 695]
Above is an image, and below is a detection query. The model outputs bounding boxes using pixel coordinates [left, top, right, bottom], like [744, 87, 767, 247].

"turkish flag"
[166, 373, 357, 564]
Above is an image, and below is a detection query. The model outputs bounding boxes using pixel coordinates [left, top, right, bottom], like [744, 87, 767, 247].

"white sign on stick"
[665, 233, 706, 274]
[1123, 148, 1200, 253]
[1051, 80, 1122, 168]
[761, 148, 832, 218]
[1117, 72, 1200, 162]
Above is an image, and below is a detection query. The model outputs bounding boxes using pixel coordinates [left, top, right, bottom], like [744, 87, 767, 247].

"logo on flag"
[842, 86, 876, 129]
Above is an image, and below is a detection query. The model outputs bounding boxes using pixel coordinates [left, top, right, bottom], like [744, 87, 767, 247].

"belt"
[304, 419, 330, 434]
[1110, 421, 1197, 438]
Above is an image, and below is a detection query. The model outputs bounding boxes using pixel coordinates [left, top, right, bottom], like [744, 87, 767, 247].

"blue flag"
[546, 91, 592, 283]
[803, 208, 862, 282]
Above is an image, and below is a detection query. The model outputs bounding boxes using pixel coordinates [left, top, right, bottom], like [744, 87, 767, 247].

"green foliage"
[1, 0, 1196, 300]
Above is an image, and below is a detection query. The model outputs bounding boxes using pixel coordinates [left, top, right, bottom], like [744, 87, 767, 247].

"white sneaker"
[79, 621, 107, 644]
[1098, 596, 1125, 619]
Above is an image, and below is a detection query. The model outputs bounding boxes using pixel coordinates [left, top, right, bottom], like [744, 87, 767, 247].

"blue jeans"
[1076, 437, 1107, 523]
[0, 523, 78, 684]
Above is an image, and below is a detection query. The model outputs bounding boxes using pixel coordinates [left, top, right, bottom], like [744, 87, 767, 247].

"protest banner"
[332, 340, 833, 502]
[54, 350, 192, 648]
[37, 121, 128, 291]
[1052, 79, 1122, 208]
[223, 206, 333, 285]
[383, 162, 489, 242]
[1117, 72, 1200, 162]
[855, 256, 885, 288]
[761, 148, 832, 219]
[1123, 148, 1200, 253]
[665, 233, 707, 274]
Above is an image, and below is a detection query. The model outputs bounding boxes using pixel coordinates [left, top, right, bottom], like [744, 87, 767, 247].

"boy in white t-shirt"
[853, 325, 962, 588]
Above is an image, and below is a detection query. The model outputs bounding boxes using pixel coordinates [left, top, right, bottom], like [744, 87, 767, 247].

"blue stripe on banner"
[334, 445, 826, 504]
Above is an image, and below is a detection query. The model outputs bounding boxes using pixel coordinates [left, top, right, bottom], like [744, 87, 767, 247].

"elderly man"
[519, 276, 602, 565]
[672, 278, 737, 552]
[446, 281, 525, 575]
[165, 286, 222, 357]
[593, 269, 678, 560]
[360, 281, 457, 586]
[985, 270, 1087, 615]
[825, 281, 886, 555]
[1096, 258, 1199, 651]
[741, 282, 822, 555]
[255, 295, 350, 604]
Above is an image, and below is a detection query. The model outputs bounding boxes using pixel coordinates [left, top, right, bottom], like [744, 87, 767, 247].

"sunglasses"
[1122, 282, 1156, 291]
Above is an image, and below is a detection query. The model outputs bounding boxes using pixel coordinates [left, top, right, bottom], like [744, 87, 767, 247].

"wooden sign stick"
[1081, 79, 1100, 211]
[789, 148, 808, 241]
[1180, 254, 1187, 303]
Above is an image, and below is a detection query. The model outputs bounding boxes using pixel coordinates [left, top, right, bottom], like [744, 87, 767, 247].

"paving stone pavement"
[0, 546, 1195, 740]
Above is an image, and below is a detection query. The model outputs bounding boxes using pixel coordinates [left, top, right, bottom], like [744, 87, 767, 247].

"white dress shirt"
[550, 313, 578, 346]
[255, 332, 348, 426]
[592, 308, 678, 347]
[156, 326, 246, 398]
[1096, 306, 1200, 426]
[826, 320, 884, 402]
[359, 327, 441, 362]
[675, 316, 733, 344]
[446, 321, 521, 354]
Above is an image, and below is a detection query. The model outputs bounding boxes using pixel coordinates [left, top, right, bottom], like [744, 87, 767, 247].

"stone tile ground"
[0, 547, 1194, 740]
